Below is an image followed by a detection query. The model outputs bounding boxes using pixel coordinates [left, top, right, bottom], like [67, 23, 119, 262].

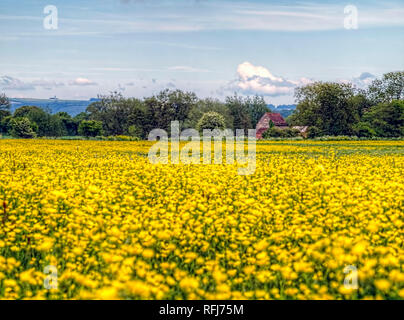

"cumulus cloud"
[355, 72, 376, 87]
[339, 72, 376, 88]
[230, 62, 312, 97]
[69, 77, 97, 86]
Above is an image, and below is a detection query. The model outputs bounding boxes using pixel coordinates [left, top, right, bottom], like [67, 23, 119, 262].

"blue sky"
[0, 0, 403, 104]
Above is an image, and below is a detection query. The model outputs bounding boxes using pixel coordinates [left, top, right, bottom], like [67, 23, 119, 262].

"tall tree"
[245, 95, 270, 128]
[54, 112, 78, 136]
[184, 98, 233, 129]
[368, 71, 404, 104]
[290, 82, 357, 135]
[0, 93, 10, 111]
[225, 94, 252, 133]
[87, 92, 147, 136]
[13, 106, 54, 137]
[361, 100, 404, 137]
[144, 89, 198, 133]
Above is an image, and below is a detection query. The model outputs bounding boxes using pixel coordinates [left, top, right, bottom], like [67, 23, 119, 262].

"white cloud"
[232, 62, 312, 97]
[0, 75, 34, 91]
[0, 75, 65, 91]
[69, 78, 97, 86]
[339, 72, 376, 88]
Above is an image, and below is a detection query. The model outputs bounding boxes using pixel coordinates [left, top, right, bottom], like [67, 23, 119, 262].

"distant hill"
[10, 98, 99, 116]
[268, 104, 296, 119]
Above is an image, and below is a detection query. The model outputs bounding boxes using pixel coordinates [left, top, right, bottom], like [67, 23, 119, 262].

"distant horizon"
[8, 95, 297, 107]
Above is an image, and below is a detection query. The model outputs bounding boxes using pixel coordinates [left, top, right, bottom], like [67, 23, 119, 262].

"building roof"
[256, 112, 287, 128]
[255, 112, 288, 139]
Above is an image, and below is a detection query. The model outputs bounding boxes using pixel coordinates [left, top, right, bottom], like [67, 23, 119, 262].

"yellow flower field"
[0, 139, 403, 300]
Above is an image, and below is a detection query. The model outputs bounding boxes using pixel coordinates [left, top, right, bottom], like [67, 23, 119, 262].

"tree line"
[289, 71, 404, 137]
[0, 71, 403, 139]
[0, 91, 269, 138]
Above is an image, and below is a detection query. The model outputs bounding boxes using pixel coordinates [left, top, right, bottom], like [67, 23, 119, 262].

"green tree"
[0, 93, 10, 111]
[9, 117, 37, 138]
[368, 71, 404, 104]
[290, 82, 357, 135]
[306, 126, 323, 138]
[78, 120, 103, 137]
[350, 89, 373, 118]
[262, 127, 299, 138]
[87, 92, 147, 136]
[362, 100, 404, 137]
[13, 106, 54, 136]
[127, 125, 142, 138]
[55, 112, 78, 136]
[144, 89, 198, 134]
[197, 112, 226, 132]
[225, 94, 252, 133]
[74, 112, 90, 123]
[184, 98, 233, 130]
[0, 110, 11, 128]
[0, 115, 12, 134]
[245, 95, 270, 128]
[352, 122, 376, 137]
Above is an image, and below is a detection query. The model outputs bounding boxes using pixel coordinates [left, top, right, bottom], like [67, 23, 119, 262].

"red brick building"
[256, 112, 288, 139]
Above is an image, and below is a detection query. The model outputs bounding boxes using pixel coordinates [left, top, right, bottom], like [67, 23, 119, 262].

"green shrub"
[9, 117, 37, 138]
[262, 127, 284, 138]
[197, 112, 226, 132]
[307, 126, 323, 138]
[78, 120, 103, 137]
[352, 122, 377, 138]
[127, 125, 142, 138]
[262, 127, 299, 139]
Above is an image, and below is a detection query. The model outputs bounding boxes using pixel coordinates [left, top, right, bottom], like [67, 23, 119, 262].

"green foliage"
[9, 117, 37, 138]
[3, 70, 403, 139]
[291, 82, 357, 136]
[197, 111, 226, 132]
[106, 135, 140, 141]
[0, 110, 11, 133]
[144, 89, 198, 134]
[87, 92, 147, 137]
[78, 120, 103, 137]
[127, 125, 142, 138]
[184, 98, 233, 129]
[14, 106, 52, 136]
[368, 71, 404, 104]
[362, 100, 404, 137]
[0, 115, 12, 134]
[352, 122, 376, 138]
[245, 95, 269, 128]
[55, 112, 78, 136]
[73, 112, 90, 123]
[225, 94, 252, 133]
[307, 126, 323, 138]
[0, 93, 10, 111]
[262, 127, 300, 139]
